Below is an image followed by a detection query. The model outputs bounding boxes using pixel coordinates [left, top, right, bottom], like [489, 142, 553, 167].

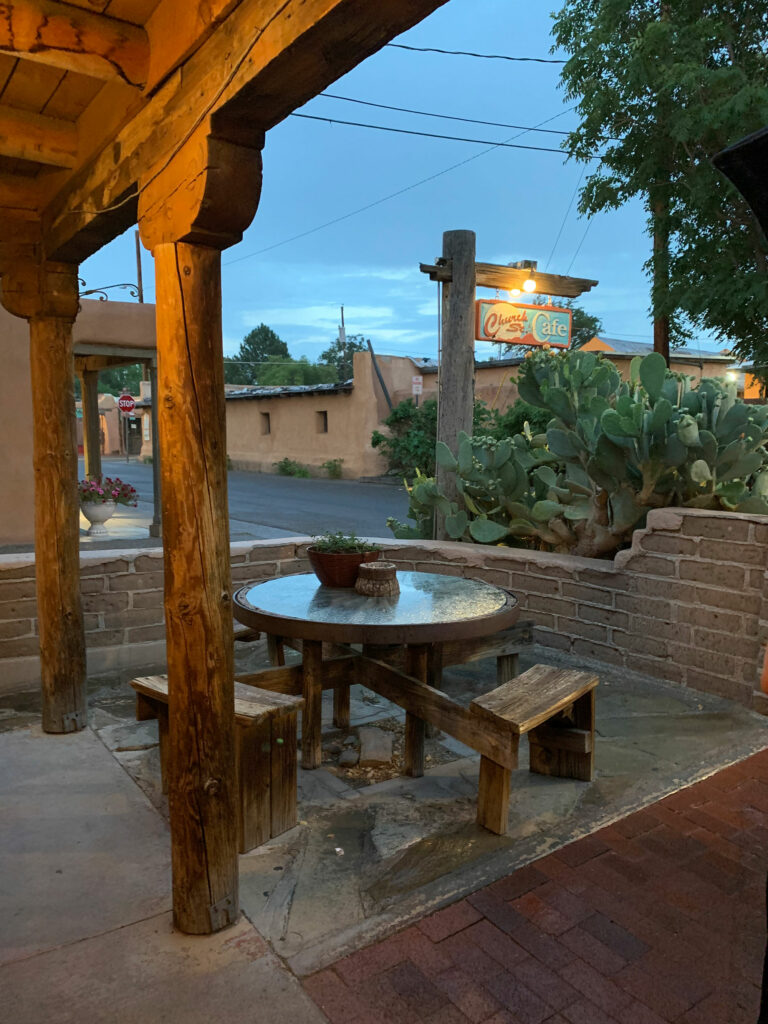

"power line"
[386, 42, 565, 64]
[545, 166, 586, 272]
[317, 91, 572, 136]
[567, 217, 594, 273]
[290, 112, 569, 154]
[223, 107, 575, 266]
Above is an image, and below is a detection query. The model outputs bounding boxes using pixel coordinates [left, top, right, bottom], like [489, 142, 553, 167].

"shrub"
[321, 458, 344, 479]
[273, 457, 310, 478]
[391, 349, 768, 558]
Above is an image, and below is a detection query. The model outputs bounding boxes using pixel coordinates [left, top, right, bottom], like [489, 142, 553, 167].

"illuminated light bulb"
[510, 288, 521, 298]
[523, 276, 536, 293]
[726, 371, 738, 382]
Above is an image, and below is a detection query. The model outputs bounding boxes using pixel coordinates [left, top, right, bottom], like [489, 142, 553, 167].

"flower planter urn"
[307, 546, 380, 588]
[81, 500, 117, 536]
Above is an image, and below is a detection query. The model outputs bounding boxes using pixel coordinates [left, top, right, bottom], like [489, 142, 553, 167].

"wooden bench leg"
[528, 689, 595, 782]
[136, 693, 169, 794]
[496, 651, 519, 685]
[270, 710, 298, 838]
[477, 756, 511, 835]
[236, 720, 271, 854]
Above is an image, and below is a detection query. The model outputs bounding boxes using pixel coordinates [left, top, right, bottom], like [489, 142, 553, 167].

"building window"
[260, 412, 271, 435]
[316, 410, 328, 433]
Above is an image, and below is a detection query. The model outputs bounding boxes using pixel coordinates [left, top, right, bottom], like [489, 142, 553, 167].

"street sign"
[117, 393, 136, 415]
[411, 375, 423, 396]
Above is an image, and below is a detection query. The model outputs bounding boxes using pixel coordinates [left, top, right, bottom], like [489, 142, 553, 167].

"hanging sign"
[475, 300, 571, 348]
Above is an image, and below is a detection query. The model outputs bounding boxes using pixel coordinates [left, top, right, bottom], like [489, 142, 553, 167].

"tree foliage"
[551, 0, 768, 361]
[98, 364, 143, 397]
[224, 323, 290, 384]
[371, 397, 550, 479]
[319, 333, 367, 381]
[258, 357, 337, 387]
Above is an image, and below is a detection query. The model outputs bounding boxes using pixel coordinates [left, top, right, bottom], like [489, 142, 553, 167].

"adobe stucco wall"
[224, 351, 388, 478]
[1, 508, 765, 712]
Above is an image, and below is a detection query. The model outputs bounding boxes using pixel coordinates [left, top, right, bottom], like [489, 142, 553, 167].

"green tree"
[552, 1, 768, 365]
[224, 324, 290, 384]
[319, 333, 367, 381]
[258, 356, 337, 386]
[99, 364, 143, 396]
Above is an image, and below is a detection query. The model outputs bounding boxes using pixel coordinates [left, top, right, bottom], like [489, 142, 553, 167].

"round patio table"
[233, 571, 519, 769]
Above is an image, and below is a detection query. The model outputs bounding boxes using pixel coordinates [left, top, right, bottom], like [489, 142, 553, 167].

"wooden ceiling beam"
[0, 0, 149, 87]
[0, 104, 77, 167]
[42, 0, 448, 263]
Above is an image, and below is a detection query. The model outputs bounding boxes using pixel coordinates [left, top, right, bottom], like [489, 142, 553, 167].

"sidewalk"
[304, 750, 768, 1024]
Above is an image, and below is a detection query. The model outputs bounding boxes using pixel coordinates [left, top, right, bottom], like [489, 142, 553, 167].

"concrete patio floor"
[2, 645, 767, 1022]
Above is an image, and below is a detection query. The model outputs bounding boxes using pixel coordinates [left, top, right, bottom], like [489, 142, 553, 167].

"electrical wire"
[316, 92, 572, 136]
[223, 107, 576, 266]
[385, 43, 565, 64]
[544, 166, 586, 272]
[290, 112, 570, 154]
[566, 217, 594, 273]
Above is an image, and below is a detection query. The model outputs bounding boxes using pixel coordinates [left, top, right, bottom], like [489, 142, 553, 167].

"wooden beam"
[421, 261, 599, 299]
[154, 240, 238, 935]
[360, 656, 518, 770]
[80, 367, 102, 480]
[43, 0, 449, 262]
[0, 259, 87, 734]
[0, 173, 47, 213]
[0, 0, 149, 86]
[0, 104, 77, 168]
[435, 229, 475, 540]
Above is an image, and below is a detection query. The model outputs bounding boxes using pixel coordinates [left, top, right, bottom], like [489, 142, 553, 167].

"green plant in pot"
[307, 532, 381, 587]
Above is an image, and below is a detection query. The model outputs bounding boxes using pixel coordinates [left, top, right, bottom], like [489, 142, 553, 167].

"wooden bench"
[470, 664, 598, 835]
[130, 675, 302, 854]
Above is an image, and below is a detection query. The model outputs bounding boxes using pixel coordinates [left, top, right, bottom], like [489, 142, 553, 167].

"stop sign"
[117, 393, 136, 414]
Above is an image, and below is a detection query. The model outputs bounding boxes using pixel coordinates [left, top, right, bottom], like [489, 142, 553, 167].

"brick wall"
[1, 508, 766, 711]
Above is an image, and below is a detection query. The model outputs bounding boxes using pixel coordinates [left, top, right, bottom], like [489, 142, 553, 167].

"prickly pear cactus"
[392, 349, 768, 558]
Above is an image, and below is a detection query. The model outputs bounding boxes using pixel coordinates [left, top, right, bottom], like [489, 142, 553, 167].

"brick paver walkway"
[303, 750, 768, 1024]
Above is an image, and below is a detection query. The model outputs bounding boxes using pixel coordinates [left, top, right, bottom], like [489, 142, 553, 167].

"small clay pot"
[307, 546, 380, 588]
[354, 562, 400, 598]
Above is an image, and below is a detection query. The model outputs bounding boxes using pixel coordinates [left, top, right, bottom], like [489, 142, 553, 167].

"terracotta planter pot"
[307, 547, 380, 588]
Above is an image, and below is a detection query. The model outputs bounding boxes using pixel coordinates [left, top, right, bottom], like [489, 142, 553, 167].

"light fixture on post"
[508, 259, 538, 295]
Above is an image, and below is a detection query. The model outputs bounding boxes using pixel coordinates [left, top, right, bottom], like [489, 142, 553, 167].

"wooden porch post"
[435, 230, 476, 540]
[1, 261, 87, 733]
[138, 125, 263, 935]
[81, 367, 102, 480]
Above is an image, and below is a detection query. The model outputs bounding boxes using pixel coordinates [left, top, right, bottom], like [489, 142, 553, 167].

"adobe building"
[134, 339, 739, 481]
[0, 299, 155, 545]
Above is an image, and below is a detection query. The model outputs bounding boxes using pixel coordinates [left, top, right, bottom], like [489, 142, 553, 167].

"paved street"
[80, 458, 411, 546]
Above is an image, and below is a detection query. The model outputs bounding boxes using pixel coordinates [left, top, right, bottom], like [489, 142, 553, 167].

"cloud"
[340, 266, 416, 282]
[242, 304, 395, 330]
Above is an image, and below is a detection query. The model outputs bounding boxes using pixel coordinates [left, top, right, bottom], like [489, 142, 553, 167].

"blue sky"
[80, 0, 665, 364]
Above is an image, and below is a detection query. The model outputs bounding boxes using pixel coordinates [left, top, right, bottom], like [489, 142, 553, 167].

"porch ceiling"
[0, 0, 448, 268]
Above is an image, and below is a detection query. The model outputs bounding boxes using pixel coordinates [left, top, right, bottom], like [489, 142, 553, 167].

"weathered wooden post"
[0, 261, 87, 733]
[81, 367, 102, 481]
[138, 125, 263, 935]
[435, 230, 476, 540]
